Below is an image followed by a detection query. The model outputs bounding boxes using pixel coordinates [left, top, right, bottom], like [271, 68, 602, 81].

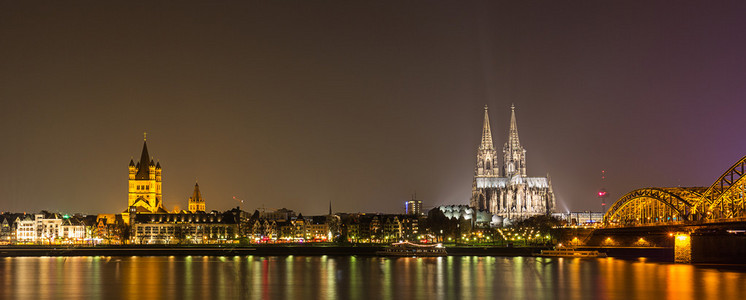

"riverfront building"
[470, 105, 556, 221]
[132, 211, 239, 244]
[12, 212, 89, 243]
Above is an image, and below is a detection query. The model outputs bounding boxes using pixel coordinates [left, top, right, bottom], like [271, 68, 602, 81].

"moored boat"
[376, 241, 447, 257]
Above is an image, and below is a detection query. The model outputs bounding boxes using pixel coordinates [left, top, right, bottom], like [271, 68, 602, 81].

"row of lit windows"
[135, 226, 231, 236]
[148, 217, 220, 223]
[136, 225, 227, 232]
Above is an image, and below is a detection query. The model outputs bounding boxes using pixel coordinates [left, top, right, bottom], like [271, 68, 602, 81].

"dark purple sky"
[1, 2, 746, 215]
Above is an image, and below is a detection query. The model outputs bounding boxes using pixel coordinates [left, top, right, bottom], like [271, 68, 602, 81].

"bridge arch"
[694, 155, 746, 220]
[603, 188, 704, 227]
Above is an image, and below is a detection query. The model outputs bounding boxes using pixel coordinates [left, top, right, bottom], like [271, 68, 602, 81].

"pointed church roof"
[190, 182, 203, 202]
[506, 104, 521, 150]
[135, 140, 151, 180]
[479, 105, 494, 150]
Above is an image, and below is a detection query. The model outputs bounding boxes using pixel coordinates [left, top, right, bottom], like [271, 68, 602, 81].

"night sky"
[2, 2, 746, 215]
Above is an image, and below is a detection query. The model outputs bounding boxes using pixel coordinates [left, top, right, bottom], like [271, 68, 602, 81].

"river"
[1, 255, 745, 299]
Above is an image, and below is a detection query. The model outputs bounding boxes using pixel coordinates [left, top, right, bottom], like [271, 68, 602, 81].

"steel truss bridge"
[604, 155, 746, 227]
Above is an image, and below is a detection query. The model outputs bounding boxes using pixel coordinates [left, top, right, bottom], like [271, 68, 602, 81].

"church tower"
[476, 105, 498, 176]
[188, 182, 206, 213]
[503, 104, 527, 177]
[127, 134, 164, 213]
[471, 105, 498, 210]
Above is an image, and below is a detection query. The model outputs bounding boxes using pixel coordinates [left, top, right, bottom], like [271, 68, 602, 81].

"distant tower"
[405, 193, 423, 215]
[598, 170, 609, 213]
[188, 182, 206, 213]
[503, 104, 527, 178]
[127, 133, 164, 213]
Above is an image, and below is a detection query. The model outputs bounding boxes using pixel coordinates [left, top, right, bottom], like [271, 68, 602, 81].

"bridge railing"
[701, 216, 746, 224]
[604, 217, 746, 228]
[602, 220, 688, 229]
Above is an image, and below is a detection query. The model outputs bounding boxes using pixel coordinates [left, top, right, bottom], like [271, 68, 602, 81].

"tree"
[513, 215, 563, 233]
[173, 225, 187, 244]
[115, 222, 131, 245]
[426, 208, 459, 242]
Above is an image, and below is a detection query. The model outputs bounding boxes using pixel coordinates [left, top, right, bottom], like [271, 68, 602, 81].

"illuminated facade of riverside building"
[470, 105, 555, 221]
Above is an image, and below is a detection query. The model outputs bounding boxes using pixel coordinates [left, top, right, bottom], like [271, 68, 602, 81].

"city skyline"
[2, 2, 746, 215]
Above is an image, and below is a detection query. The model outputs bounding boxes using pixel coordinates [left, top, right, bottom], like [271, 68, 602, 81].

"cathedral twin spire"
[503, 104, 526, 177]
[477, 104, 526, 177]
[476, 105, 498, 176]
[480, 105, 495, 151]
[507, 104, 521, 151]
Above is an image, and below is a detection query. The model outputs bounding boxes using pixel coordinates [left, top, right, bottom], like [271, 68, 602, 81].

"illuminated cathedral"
[470, 105, 555, 220]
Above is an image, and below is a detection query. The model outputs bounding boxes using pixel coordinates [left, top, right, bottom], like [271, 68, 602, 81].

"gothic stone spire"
[507, 104, 521, 150]
[504, 104, 527, 177]
[475, 105, 498, 177]
[480, 105, 494, 151]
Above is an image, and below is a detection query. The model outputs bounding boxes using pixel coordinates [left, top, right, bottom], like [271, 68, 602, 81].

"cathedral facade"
[470, 105, 555, 220]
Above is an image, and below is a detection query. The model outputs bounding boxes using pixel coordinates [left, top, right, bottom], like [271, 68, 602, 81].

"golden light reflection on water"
[2, 256, 746, 299]
[667, 264, 693, 300]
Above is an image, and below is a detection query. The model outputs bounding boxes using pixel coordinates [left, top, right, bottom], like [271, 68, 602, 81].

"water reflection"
[1, 256, 746, 299]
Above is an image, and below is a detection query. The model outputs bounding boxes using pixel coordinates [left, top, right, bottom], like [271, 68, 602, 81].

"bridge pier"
[587, 225, 746, 264]
[673, 232, 691, 263]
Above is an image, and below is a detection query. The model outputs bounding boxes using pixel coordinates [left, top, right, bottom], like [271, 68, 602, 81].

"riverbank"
[0, 245, 674, 260]
[0, 245, 547, 257]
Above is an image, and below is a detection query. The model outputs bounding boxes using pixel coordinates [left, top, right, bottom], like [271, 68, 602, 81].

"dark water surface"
[1, 255, 746, 299]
